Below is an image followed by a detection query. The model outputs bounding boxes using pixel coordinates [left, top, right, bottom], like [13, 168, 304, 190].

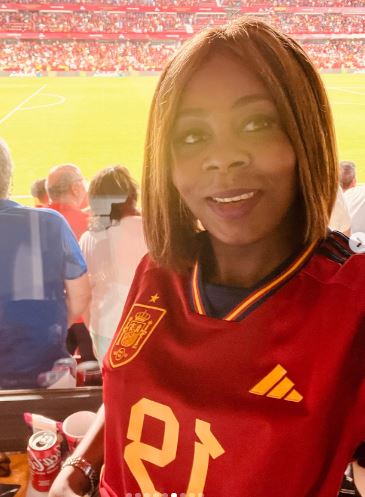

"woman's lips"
[206, 189, 261, 219]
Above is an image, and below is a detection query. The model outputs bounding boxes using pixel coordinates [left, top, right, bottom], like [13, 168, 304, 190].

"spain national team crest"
[109, 303, 166, 368]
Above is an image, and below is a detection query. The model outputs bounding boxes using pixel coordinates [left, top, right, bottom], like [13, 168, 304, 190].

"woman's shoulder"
[318, 231, 365, 266]
[308, 231, 365, 290]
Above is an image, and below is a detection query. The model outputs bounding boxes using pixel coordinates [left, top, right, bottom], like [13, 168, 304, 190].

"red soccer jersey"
[100, 233, 365, 497]
[48, 202, 88, 240]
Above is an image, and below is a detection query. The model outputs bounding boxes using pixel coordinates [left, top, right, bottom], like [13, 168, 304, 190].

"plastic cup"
[76, 361, 102, 387]
[62, 411, 96, 453]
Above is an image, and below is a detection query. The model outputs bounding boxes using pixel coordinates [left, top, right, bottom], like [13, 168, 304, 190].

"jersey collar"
[191, 241, 318, 321]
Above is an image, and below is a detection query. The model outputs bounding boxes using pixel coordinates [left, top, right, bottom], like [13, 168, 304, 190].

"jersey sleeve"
[61, 218, 87, 280]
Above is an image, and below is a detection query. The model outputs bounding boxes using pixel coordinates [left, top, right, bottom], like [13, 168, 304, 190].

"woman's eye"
[184, 133, 201, 144]
[177, 130, 207, 145]
[243, 117, 276, 132]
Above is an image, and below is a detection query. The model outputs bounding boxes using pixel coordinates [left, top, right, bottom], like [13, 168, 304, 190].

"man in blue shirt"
[0, 139, 90, 389]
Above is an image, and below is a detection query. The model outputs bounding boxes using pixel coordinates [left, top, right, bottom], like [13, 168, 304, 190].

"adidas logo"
[249, 364, 303, 403]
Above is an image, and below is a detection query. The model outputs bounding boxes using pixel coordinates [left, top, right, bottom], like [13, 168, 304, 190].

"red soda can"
[27, 430, 61, 492]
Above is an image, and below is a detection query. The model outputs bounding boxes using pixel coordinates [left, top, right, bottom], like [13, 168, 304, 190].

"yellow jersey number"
[124, 398, 225, 497]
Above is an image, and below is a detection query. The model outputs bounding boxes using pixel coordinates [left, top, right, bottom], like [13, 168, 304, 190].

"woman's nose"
[201, 137, 251, 173]
[203, 159, 248, 172]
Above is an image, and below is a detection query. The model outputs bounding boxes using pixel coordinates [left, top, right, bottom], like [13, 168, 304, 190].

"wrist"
[62, 456, 98, 496]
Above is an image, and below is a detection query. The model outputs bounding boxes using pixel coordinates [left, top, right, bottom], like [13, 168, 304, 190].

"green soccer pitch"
[0, 73, 363, 205]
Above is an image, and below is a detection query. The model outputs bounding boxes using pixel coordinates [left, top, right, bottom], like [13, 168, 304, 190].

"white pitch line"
[0, 84, 47, 125]
[334, 101, 365, 106]
[22, 93, 66, 111]
[328, 86, 365, 96]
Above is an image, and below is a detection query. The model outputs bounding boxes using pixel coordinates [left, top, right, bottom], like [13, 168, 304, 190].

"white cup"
[62, 410, 96, 453]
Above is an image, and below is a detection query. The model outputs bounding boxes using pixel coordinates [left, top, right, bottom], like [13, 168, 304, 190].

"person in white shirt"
[79, 166, 147, 363]
[329, 187, 351, 236]
[344, 184, 365, 234]
[339, 160, 365, 235]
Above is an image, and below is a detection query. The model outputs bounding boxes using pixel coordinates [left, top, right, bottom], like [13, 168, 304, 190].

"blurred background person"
[340, 160, 356, 192]
[0, 139, 90, 389]
[329, 187, 351, 236]
[341, 160, 365, 234]
[30, 178, 49, 208]
[79, 165, 147, 363]
[46, 163, 96, 362]
[46, 163, 89, 240]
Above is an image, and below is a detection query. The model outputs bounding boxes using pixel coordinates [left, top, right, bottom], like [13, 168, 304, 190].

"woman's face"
[171, 52, 299, 250]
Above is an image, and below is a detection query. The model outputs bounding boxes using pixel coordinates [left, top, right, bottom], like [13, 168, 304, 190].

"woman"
[51, 17, 365, 497]
[79, 165, 147, 362]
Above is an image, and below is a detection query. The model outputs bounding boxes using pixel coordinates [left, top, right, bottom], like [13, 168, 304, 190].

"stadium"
[1, 2, 365, 496]
[0, 0, 363, 202]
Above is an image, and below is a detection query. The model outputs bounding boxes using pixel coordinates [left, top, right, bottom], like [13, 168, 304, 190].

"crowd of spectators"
[1, 11, 364, 35]
[0, 144, 91, 390]
[268, 13, 364, 34]
[220, 0, 365, 6]
[195, 13, 365, 34]
[0, 0, 363, 71]
[1, 11, 191, 33]
[1, 0, 364, 6]
[305, 39, 365, 69]
[0, 38, 363, 72]
[0, 40, 179, 71]
[0, 0, 217, 4]
[0, 134, 147, 388]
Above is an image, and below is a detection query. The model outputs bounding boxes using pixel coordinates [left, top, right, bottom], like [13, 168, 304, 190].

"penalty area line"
[0, 84, 47, 125]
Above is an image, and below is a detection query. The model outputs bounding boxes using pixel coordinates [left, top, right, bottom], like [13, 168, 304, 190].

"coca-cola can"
[27, 430, 61, 492]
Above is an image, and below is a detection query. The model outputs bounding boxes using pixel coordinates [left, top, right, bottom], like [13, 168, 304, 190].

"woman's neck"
[207, 230, 303, 288]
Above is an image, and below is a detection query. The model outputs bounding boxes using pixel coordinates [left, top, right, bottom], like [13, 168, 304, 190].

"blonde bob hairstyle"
[142, 17, 338, 272]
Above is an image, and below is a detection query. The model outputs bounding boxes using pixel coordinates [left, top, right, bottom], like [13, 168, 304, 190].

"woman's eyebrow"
[233, 94, 273, 109]
[176, 94, 272, 120]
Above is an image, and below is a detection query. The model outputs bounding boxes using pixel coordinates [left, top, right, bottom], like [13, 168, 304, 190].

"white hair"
[0, 139, 13, 199]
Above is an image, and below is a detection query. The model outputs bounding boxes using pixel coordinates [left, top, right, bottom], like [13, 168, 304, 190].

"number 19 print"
[124, 398, 225, 497]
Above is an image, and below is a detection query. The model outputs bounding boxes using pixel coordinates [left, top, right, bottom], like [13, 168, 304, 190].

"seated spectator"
[46, 164, 89, 239]
[329, 187, 351, 236]
[343, 162, 365, 234]
[30, 177, 49, 207]
[79, 165, 147, 362]
[0, 139, 90, 389]
[46, 163, 96, 363]
[340, 160, 356, 191]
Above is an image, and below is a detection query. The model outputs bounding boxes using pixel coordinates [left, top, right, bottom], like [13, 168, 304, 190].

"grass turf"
[0, 73, 363, 205]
